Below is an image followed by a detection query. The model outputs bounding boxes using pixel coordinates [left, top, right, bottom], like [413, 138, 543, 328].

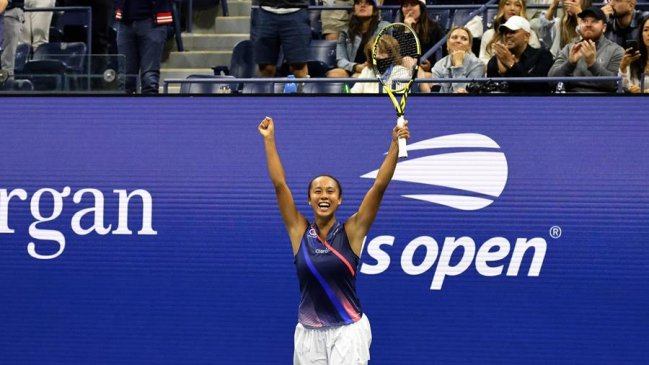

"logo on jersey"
[361, 133, 508, 210]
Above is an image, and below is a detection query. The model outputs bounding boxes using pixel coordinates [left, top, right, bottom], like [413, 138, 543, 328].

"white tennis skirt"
[293, 314, 372, 365]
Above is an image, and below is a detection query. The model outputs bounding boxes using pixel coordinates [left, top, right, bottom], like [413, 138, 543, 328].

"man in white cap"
[486, 15, 554, 93]
[548, 6, 624, 92]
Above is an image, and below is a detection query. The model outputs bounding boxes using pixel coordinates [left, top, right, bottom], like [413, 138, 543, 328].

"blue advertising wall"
[1, 96, 647, 364]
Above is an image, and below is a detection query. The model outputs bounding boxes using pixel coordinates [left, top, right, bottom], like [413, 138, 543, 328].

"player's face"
[502, 0, 523, 20]
[579, 16, 606, 40]
[401, 0, 421, 21]
[447, 29, 471, 52]
[308, 177, 342, 217]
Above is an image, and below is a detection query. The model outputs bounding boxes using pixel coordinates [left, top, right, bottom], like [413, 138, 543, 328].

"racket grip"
[397, 116, 408, 158]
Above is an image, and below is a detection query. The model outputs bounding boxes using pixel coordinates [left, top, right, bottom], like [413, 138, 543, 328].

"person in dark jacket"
[114, 0, 173, 94]
[487, 16, 554, 93]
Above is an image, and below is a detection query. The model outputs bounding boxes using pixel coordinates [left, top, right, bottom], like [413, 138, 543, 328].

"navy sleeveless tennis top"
[295, 220, 363, 328]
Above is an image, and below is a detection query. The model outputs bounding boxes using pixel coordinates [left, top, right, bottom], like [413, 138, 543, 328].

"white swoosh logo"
[361, 134, 509, 211]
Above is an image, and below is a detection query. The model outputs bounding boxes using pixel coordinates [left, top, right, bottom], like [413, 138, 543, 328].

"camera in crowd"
[466, 80, 510, 94]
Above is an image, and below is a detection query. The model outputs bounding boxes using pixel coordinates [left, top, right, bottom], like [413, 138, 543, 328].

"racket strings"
[373, 24, 420, 92]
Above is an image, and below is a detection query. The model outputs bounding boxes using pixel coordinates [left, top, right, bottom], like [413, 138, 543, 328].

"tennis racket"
[371, 22, 421, 158]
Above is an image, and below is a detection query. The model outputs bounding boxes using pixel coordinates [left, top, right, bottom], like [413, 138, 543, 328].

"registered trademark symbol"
[549, 226, 562, 239]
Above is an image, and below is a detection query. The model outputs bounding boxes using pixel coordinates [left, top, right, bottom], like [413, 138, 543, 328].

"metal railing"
[163, 75, 625, 94]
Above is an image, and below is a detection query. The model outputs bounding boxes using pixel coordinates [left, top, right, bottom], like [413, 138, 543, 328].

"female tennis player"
[258, 116, 409, 365]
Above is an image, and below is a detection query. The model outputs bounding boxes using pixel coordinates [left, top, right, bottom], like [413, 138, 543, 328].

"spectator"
[20, 0, 55, 50]
[321, 0, 353, 41]
[548, 7, 624, 92]
[350, 37, 378, 93]
[530, 0, 592, 57]
[398, 0, 444, 71]
[601, 0, 649, 48]
[327, 0, 388, 77]
[115, 0, 172, 94]
[487, 15, 554, 93]
[350, 34, 412, 93]
[0, 1, 7, 58]
[1, 0, 24, 78]
[253, 0, 311, 79]
[479, 0, 541, 65]
[619, 15, 649, 92]
[420, 26, 485, 93]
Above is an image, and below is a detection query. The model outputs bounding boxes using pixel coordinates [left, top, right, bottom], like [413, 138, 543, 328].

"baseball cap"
[578, 7, 607, 22]
[499, 16, 531, 33]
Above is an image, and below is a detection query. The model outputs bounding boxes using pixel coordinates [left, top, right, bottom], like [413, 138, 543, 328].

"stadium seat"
[229, 40, 256, 79]
[302, 82, 345, 94]
[179, 74, 238, 94]
[241, 82, 275, 94]
[11, 79, 35, 91]
[24, 42, 88, 90]
[309, 39, 337, 70]
[275, 40, 337, 77]
[14, 43, 32, 75]
[21, 60, 67, 91]
[306, 61, 331, 78]
[48, 27, 65, 43]
[32, 42, 87, 73]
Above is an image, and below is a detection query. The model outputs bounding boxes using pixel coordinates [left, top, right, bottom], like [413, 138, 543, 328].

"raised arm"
[258, 117, 307, 255]
[345, 122, 410, 256]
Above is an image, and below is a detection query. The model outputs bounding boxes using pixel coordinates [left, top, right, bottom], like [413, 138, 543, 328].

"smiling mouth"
[318, 202, 331, 209]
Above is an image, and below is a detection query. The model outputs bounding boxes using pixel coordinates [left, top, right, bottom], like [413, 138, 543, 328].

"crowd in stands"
[1, 0, 648, 93]
[1, 0, 169, 93]
[252, 0, 649, 93]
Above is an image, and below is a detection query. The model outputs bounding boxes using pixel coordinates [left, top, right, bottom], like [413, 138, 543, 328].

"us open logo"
[361, 133, 508, 210]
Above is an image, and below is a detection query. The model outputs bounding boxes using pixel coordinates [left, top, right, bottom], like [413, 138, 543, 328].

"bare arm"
[545, 0, 559, 21]
[258, 117, 307, 255]
[0, 0, 8, 14]
[345, 122, 410, 256]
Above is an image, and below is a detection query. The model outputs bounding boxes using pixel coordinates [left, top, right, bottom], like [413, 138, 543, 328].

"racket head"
[371, 22, 421, 94]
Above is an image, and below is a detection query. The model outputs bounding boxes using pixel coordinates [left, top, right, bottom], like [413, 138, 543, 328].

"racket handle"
[397, 116, 408, 158]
